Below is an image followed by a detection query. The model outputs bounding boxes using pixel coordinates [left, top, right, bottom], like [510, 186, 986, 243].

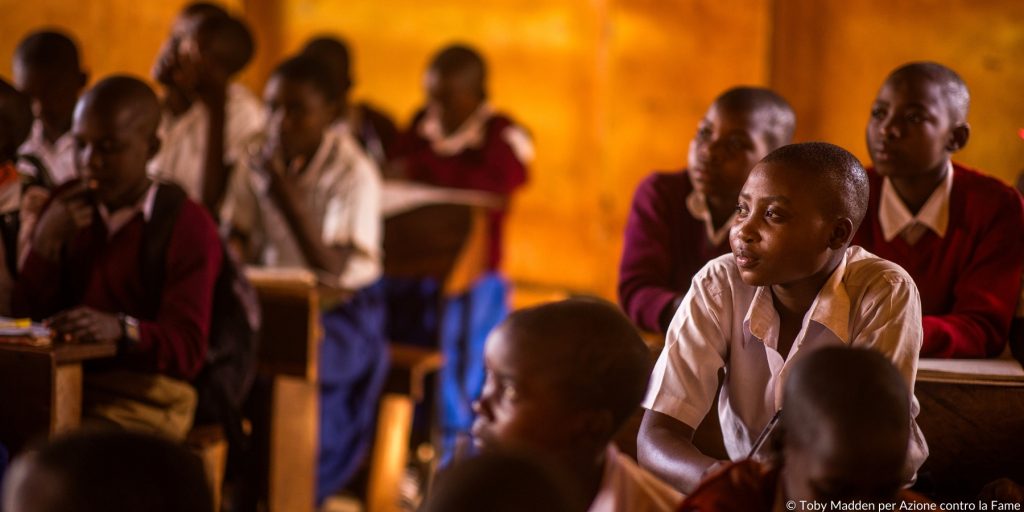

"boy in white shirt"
[220, 55, 384, 506]
[638, 142, 928, 494]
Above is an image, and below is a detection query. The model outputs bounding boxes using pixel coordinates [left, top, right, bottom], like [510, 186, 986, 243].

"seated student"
[678, 347, 930, 510]
[150, 4, 265, 212]
[638, 142, 928, 494]
[13, 76, 222, 440]
[472, 299, 682, 512]
[421, 451, 575, 512]
[13, 29, 88, 186]
[220, 56, 385, 505]
[391, 43, 533, 460]
[2, 430, 213, 512]
[0, 79, 34, 315]
[619, 87, 795, 333]
[300, 35, 399, 170]
[853, 62, 1024, 359]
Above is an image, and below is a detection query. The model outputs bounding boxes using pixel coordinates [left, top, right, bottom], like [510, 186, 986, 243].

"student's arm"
[618, 173, 684, 332]
[320, 153, 382, 289]
[636, 265, 731, 493]
[921, 189, 1024, 358]
[198, 85, 229, 214]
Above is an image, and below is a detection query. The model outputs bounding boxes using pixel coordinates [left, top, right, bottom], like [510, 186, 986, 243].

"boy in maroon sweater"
[853, 62, 1024, 358]
[618, 87, 795, 333]
[14, 76, 222, 439]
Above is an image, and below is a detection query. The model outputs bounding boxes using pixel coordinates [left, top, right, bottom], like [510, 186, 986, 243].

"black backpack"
[141, 182, 261, 437]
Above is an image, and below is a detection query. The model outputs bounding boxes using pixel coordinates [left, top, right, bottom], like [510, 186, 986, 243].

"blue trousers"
[316, 282, 389, 504]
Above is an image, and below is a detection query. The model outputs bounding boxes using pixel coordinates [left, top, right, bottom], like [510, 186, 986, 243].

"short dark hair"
[715, 86, 796, 150]
[181, 1, 229, 20]
[270, 55, 340, 103]
[7, 430, 213, 512]
[195, 15, 255, 75]
[14, 30, 82, 74]
[0, 79, 34, 159]
[886, 61, 969, 123]
[422, 451, 574, 512]
[760, 142, 869, 230]
[301, 35, 352, 93]
[503, 298, 652, 431]
[78, 75, 162, 138]
[429, 43, 487, 99]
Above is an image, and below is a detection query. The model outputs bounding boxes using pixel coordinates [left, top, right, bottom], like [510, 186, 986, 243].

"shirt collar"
[97, 181, 159, 234]
[685, 190, 734, 245]
[743, 252, 852, 350]
[417, 102, 493, 156]
[878, 161, 953, 242]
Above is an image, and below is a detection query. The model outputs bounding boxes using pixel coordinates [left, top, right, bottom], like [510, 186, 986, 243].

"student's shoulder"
[690, 253, 744, 297]
[843, 246, 916, 289]
[952, 162, 1023, 208]
[631, 170, 690, 210]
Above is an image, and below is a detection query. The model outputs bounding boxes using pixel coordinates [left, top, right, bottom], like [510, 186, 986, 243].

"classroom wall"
[1, 0, 1020, 303]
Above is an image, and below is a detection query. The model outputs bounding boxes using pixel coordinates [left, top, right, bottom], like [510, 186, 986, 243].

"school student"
[14, 76, 222, 439]
[472, 299, 682, 512]
[678, 347, 931, 510]
[638, 142, 928, 494]
[220, 55, 385, 505]
[853, 62, 1024, 358]
[0, 79, 34, 315]
[619, 87, 795, 333]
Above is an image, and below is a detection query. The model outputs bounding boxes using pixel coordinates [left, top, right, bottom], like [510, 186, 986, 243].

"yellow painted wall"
[1, 0, 1020, 302]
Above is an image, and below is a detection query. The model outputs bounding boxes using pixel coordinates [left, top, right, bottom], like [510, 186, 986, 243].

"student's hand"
[46, 307, 123, 344]
[20, 186, 50, 217]
[32, 181, 94, 261]
[252, 132, 305, 207]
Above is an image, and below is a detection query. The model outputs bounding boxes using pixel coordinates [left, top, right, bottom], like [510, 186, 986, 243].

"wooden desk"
[0, 342, 117, 452]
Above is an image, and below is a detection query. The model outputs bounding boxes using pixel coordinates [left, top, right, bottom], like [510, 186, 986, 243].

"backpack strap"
[140, 182, 189, 307]
[17, 153, 55, 190]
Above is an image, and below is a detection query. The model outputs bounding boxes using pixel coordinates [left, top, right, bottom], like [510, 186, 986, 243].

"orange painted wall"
[0, 0, 1020, 302]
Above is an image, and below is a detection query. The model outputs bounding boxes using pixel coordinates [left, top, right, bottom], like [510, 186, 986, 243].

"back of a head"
[270, 54, 341, 103]
[77, 75, 161, 136]
[782, 347, 910, 465]
[301, 36, 352, 92]
[429, 43, 487, 99]
[3, 430, 212, 512]
[760, 142, 869, 231]
[422, 451, 576, 512]
[715, 86, 796, 150]
[195, 14, 255, 75]
[14, 30, 82, 74]
[886, 61, 970, 123]
[505, 298, 652, 433]
[0, 79, 34, 158]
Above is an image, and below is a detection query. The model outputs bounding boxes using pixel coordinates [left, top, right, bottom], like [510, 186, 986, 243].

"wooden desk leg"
[52, 364, 83, 434]
[367, 393, 414, 512]
[270, 375, 318, 512]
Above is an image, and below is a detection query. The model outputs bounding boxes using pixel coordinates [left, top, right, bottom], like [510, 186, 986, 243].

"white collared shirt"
[642, 246, 928, 477]
[417, 102, 534, 164]
[588, 444, 682, 512]
[18, 119, 78, 186]
[222, 128, 382, 291]
[148, 82, 266, 201]
[685, 191, 735, 246]
[878, 162, 953, 244]
[97, 181, 159, 238]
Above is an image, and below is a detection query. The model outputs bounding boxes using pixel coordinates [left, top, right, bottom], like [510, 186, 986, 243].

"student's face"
[866, 76, 962, 178]
[153, 12, 206, 86]
[263, 76, 336, 164]
[782, 426, 906, 502]
[471, 327, 588, 459]
[13, 61, 84, 131]
[687, 103, 772, 205]
[730, 163, 837, 288]
[72, 102, 156, 207]
[425, 68, 482, 120]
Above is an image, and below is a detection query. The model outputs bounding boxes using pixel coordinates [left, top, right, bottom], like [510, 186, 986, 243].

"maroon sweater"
[618, 170, 732, 332]
[15, 196, 222, 380]
[853, 163, 1024, 358]
[398, 109, 529, 269]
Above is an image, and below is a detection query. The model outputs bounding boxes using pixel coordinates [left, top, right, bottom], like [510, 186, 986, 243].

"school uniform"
[15, 181, 222, 439]
[642, 247, 929, 480]
[677, 460, 931, 511]
[618, 170, 733, 333]
[149, 82, 266, 201]
[853, 162, 1024, 358]
[588, 444, 682, 512]
[18, 119, 78, 186]
[392, 102, 532, 461]
[332, 102, 399, 171]
[221, 128, 385, 503]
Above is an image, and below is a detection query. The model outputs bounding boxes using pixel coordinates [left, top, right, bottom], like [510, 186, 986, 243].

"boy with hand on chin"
[638, 142, 928, 494]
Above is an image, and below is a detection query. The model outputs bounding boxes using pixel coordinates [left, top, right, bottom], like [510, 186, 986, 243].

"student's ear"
[828, 217, 854, 249]
[578, 409, 615, 449]
[946, 122, 970, 153]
